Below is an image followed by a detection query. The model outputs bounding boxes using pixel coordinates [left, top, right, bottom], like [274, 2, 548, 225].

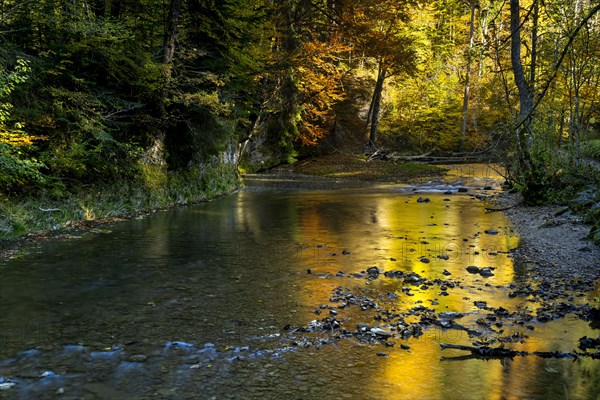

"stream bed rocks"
[287, 259, 600, 360]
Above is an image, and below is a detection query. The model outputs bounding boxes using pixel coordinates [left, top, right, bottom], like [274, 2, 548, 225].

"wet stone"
[371, 328, 390, 337]
[466, 266, 480, 274]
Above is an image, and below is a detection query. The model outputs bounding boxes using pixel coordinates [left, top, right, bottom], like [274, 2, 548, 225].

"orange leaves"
[293, 36, 349, 145]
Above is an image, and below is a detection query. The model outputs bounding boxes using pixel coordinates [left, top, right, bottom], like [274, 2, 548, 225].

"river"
[1, 165, 599, 399]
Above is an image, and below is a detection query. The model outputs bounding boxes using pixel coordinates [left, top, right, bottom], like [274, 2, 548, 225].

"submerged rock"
[466, 266, 480, 274]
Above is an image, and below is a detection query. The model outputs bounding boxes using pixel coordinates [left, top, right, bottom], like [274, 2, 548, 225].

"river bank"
[493, 191, 600, 288]
[0, 163, 238, 258]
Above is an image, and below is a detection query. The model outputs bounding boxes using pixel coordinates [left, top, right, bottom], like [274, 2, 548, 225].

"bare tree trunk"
[368, 62, 386, 146]
[510, 0, 534, 174]
[529, 0, 538, 86]
[461, 1, 477, 148]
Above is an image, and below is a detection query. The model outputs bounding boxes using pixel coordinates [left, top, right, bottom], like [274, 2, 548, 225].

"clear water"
[1, 166, 599, 399]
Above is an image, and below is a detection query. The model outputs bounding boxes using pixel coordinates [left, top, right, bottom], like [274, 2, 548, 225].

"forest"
[3, 2, 600, 398]
[1, 0, 600, 236]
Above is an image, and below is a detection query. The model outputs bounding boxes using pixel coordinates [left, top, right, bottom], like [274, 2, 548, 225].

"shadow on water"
[1, 165, 599, 399]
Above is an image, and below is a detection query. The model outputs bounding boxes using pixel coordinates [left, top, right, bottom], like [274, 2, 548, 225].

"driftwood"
[440, 343, 580, 360]
[440, 343, 525, 358]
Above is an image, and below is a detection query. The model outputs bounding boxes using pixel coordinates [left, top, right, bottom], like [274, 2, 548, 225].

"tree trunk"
[460, 1, 477, 147]
[162, 0, 182, 66]
[144, 0, 182, 168]
[529, 0, 538, 86]
[110, 0, 121, 18]
[368, 61, 386, 146]
[91, 0, 107, 18]
[510, 0, 534, 174]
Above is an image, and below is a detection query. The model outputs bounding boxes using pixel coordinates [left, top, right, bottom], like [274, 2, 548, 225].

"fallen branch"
[440, 343, 580, 360]
[440, 343, 525, 358]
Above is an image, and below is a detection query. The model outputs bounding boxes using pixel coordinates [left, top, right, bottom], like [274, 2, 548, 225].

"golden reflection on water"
[234, 186, 600, 400]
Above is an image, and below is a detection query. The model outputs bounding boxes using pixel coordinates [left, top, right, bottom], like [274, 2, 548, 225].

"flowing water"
[1, 165, 599, 399]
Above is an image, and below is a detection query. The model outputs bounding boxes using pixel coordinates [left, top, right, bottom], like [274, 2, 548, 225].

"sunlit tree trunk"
[529, 0, 538, 87]
[510, 0, 534, 175]
[460, 1, 477, 148]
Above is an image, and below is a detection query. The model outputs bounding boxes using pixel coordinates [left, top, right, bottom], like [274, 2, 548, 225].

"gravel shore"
[494, 191, 600, 285]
